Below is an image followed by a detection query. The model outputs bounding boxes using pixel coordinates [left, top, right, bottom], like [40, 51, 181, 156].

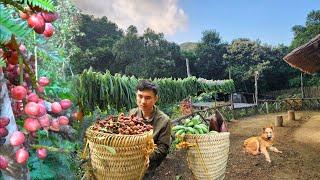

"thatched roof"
[283, 34, 320, 74]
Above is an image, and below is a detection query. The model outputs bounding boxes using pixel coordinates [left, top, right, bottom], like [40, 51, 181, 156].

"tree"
[195, 30, 227, 80]
[70, 14, 123, 74]
[291, 10, 320, 49]
[112, 25, 144, 74]
[224, 39, 270, 92]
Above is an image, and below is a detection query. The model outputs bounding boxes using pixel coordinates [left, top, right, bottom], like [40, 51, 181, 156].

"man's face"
[136, 90, 158, 113]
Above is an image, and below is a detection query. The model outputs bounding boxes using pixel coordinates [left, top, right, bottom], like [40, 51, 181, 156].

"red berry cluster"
[20, 11, 58, 37]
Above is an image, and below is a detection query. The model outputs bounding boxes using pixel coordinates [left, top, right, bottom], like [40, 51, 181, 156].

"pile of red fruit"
[92, 113, 153, 135]
[20, 11, 58, 37]
[0, 117, 10, 143]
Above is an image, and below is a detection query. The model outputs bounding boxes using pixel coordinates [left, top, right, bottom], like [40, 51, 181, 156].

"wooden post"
[266, 102, 269, 114]
[185, 58, 191, 77]
[275, 115, 284, 127]
[301, 73, 304, 98]
[254, 71, 259, 105]
[288, 110, 295, 121]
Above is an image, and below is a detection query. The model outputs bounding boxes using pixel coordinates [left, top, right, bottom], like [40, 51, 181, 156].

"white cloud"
[72, 0, 188, 35]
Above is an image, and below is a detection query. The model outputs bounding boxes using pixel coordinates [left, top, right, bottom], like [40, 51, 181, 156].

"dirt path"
[151, 111, 320, 180]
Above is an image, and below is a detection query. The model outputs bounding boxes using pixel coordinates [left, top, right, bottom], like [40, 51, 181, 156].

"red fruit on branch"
[19, 11, 29, 20]
[11, 86, 27, 100]
[19, 44, 27, 54]
[38, 77, 50, 86]
[58, 116, 69, 125]
[27, 93, 39, 103]
[50, 119, 60, 131]
[43, 23, 54, 37]
[10, 131, 25, 146]
[0, 156, 9, 170]
[37, 99, 45, 105]
[0, 127, 8, 137]
[27, 13, 45, 34]
[25, 102, 40, 117]
[37, 103, 47, 117]
[38, 115, 50, 128]
[41, 12, 58, 22]
[6, 51, 19, 65]
[15, 148, 29, 164]
[36, 148, 47, 160]
[0, 117, 10, 127]
[24, 118, 40, 132]
[60, 99, 72, 110]
[36, 85, 44, 93]
[51, 102, 62, 114]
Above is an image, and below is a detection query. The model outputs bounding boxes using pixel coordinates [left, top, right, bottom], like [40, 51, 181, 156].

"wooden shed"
[283, 34, 320, 74]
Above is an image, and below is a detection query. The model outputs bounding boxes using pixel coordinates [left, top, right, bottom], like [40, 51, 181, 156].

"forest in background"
[70, 10, 320, 94]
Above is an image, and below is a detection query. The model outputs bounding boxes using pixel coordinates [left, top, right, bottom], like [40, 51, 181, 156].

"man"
[129, 79, 172, 179]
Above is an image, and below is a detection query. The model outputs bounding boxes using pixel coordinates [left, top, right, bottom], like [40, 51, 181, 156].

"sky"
[73, 0, 319, 46]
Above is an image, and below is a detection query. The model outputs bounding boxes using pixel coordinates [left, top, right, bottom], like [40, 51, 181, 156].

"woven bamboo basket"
[85, 126, 154, 180]
[185, 132, 230, 180]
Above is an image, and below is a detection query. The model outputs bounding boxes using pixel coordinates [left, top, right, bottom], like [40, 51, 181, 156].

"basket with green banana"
[172, 115, 213, 137]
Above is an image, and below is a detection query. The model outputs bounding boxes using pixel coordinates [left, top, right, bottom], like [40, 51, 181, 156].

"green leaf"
[25, 0, 55, 12]
[0, 4, 32, 44]
[0, 57, 6, 68]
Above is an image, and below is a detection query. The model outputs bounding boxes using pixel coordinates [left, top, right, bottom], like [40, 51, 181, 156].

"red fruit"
[37, 103, 47, 117]
[43, 23, 54, 38]
[6, 64, 15, 71]
[51, 102, 62, 114]
[19, 44, 27, 54]
[38, 77, 50, 86]
[24, 118, 40, 132]
[11, 86, 27, 100]
[36, 148, 47, 159]
[38, 115, 50, 128]
[0, 117, 10, 127]
[41, 12, 58, 22]
[27, 93, 39, 103]
[50, 119, 60, 131]
[60, 99, 72, 110]
[38, 99, 45, 105]
[19, 11, 29, 20]
[0, 156, 9, 169]
[58, 116, 69, 125]
[36, 85, 44, 93]
[15, 148, 29, 164]
[6, 51, 19, 65]
[27, 13, 45, 34]
[0, 127, 8, 137]
[10, 131, 25, 146]
[25, 102, 40, 117]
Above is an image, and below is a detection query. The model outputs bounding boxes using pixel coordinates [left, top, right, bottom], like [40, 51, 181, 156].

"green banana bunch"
[172, 115, 209, 136]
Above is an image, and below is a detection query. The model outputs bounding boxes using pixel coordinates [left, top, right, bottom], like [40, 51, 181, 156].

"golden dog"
[243, 126, 282, 163]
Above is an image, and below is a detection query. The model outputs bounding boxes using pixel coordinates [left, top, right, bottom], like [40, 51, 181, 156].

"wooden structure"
[275, 115, 284, 127]
[283, 34, 320, 74]
[288, 110, 295, 121]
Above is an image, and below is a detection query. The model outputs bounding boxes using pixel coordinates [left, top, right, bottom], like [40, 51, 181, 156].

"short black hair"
[136, 79, 158, 95]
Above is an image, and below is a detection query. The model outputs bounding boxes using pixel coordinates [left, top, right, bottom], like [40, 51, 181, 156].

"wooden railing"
[172, 98, 320, 124]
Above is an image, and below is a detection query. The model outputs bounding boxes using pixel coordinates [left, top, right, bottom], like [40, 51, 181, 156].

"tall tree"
[70, 14, 123, 74]
[224, 39, 270, 92]
[112, 25, 144, 74]
[195, 30, 227, 80]
[291, 10, 320, 49]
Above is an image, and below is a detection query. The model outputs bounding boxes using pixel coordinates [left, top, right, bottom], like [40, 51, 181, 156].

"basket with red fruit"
[84, 113, 155, 180]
